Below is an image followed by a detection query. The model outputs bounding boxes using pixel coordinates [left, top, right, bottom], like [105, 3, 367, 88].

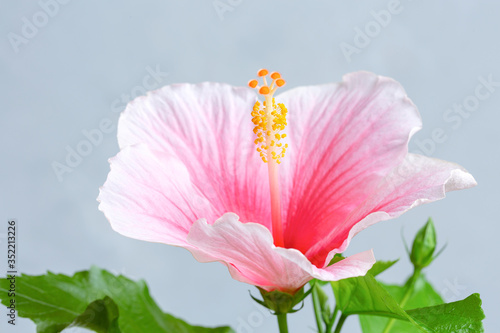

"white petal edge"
[186, 213, 375, 292]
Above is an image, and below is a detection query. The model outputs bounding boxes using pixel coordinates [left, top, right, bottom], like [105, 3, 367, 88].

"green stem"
[333, 314, 348, 333]
[382, 267, 422, 333]
[277, 313, 288, 333]
[325, 307, 339, 333]
[311, 284, 325, 333]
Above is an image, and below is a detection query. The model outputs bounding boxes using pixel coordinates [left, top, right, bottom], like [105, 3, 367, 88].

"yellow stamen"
[250, 99, 288, 162]
[248, 69, 289, 247]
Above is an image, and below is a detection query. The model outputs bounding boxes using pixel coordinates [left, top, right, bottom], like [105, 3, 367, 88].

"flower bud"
[410, 218, 437, 269]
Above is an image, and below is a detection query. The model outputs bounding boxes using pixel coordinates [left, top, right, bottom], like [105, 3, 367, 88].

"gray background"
[1, 0, 499, 332]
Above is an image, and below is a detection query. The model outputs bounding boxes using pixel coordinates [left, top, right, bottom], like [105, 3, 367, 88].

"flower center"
[248, 69, 288, 247]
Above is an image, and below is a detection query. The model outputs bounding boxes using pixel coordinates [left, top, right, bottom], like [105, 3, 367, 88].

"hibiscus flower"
[98, 70, 476, 294]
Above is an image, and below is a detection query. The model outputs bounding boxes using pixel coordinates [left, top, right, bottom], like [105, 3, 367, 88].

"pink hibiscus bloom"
[98, 70, 476, 294]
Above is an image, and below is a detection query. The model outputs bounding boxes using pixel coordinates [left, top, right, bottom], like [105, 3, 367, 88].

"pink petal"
[307, 153, 477, 266]
[98, 145, 215, 247]
[116, 83, 273, 230]
[276, 72, 422, 263]
[187, 213, 375, 293]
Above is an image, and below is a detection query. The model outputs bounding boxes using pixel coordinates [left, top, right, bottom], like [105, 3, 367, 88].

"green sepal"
[252, 286, 312, 315]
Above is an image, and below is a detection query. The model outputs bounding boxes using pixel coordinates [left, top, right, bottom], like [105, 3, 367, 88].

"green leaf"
[331, 273, 484, 333]
[368, 260, 399, 277]
[359, 274, 443, 332]
[0, 267, 234, 333]
[407, 294, 484, 333]
[331, 272, 410, 321]
[70, 297, 121, 333]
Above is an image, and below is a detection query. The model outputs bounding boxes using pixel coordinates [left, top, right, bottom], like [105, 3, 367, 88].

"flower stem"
[325, 307, 339, 333]
[333, 314, 348, 333]
[277, 313, 288, 333]
[382, 267, 422, 333]
[311, 283, 325, 333]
